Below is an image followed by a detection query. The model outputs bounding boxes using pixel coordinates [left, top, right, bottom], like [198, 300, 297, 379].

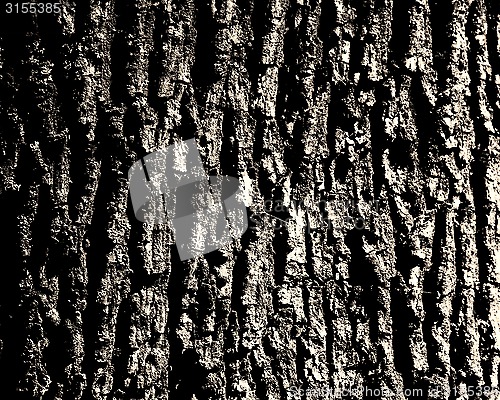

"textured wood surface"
[1, 0, 500, 399]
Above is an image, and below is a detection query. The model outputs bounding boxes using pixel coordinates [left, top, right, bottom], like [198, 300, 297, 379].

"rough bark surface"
[1, 0, 500, 399]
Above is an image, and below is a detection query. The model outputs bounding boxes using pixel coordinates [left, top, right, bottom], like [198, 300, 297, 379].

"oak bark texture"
[1, 0, 500, 399]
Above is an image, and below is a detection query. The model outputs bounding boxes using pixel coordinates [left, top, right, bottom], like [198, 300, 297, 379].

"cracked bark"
[1, 0, 500, 399]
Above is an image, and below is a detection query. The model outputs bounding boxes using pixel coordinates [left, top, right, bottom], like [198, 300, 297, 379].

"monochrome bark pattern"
[0, 0, 499, 399]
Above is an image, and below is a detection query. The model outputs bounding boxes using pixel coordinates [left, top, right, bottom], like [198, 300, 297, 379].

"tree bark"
[1, 0, 500, 399]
